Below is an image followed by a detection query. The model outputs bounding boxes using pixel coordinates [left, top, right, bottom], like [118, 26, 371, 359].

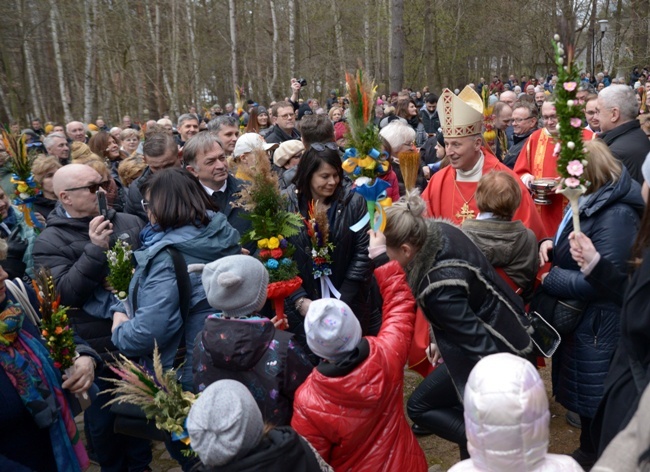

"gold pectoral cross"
[456, 203, 476, 222]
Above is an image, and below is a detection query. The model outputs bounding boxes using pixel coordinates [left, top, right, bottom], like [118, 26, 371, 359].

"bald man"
[33, 163, 149, 470]
[66, 121, 87, 143]
[499, 90, 517, 108]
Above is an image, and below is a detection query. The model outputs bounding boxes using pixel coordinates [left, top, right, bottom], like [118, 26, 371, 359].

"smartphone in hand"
[97, 192, 108, 218]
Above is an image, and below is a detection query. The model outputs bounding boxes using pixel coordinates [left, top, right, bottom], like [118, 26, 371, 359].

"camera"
[297, 78, 307, 87]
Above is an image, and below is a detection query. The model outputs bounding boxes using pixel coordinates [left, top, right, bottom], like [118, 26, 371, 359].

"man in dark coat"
[32, 164, 150, 471]
[124, 132, 183, 221]
[264, 101, 302, 144]
[420, 93, 440, 136]
[183, 132, 253, 250]
[598, 85, 650, 184]
[504, 101, 539, 169]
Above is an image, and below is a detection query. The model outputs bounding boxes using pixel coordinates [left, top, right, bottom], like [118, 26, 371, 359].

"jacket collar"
[599, 119, 640, 144]
[405, 220, 444, 295]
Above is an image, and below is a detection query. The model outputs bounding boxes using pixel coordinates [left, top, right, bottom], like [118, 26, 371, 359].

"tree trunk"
[288, 0, 296, 76]
[19, 0, 43, 121]
[364, 0, 371, 70]
[186, 0, 200, 107]
[229, 0, 239, 90]
[49, 0, 73, 123]
[83, 0, 97, 123]
[267, 0, 279, 100]
[423, 0, 434, 88]
[170, 0, 180, 117]
[331, 0, 346, 76]
[389, 0, 404, 91]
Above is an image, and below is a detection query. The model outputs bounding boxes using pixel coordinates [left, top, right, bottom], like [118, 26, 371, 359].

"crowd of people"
[2, 68, 650, 472]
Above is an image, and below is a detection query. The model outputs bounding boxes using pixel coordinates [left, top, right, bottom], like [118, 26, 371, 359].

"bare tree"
[49, 0, 72, 123]
[389, 0, 404, 91]
[83, 0, 97, 122]
[229, 0, 239, 90]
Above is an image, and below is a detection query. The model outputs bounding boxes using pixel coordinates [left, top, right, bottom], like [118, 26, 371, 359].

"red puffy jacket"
[291, 260, 428, 472]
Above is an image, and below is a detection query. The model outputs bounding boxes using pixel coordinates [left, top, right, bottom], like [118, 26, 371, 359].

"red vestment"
[422, 148, 547, 240]
[513, 128, 594, 236]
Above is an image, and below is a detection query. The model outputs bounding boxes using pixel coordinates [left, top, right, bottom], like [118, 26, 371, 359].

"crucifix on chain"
[455, 203, 476, 222]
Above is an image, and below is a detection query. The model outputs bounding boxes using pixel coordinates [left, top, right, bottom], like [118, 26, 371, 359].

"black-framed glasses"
[141, 199, 149, 213]
[64, 181, 110, 193]
[311, 142, 339, 152]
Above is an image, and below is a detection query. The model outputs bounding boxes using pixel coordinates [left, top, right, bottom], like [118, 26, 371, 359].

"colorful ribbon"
[342, 147, 389, 177]
[350, 178, 392, 232]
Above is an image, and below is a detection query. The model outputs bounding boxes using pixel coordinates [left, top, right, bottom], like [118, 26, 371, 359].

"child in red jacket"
[291, 259, 428, 472]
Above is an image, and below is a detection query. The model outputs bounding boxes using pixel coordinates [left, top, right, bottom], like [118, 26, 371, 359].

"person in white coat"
[449, 353, 582, 472]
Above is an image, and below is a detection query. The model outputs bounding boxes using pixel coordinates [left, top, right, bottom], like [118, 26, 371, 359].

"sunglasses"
[65, 180, 110, 193]
[311, 142, 339, 152]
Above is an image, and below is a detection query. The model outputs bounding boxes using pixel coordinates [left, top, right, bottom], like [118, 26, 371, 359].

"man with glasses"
[33, 164, 149, 472]
[265, 101, 302, 144]
[514, 99, 594, 235]
[503, 102, 538, 169]
[584, 94, 600, 133]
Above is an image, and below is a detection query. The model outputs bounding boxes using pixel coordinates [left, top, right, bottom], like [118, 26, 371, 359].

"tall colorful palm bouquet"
[1, 128, 43, 229]
[103, 343, 198, 447]
[236, 149, 303, 327]
[341, 68, 392, 232]
[552, 26, 589, 233]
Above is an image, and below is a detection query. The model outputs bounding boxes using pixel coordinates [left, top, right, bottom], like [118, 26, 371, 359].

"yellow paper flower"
[268, 237, 280, 249]
[17, 183, 29, 193]
[258, 238, 269, 249]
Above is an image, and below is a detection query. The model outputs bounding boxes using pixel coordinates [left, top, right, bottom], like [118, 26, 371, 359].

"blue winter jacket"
[544, 168, 644, 416]
[111, 212, 241, 389]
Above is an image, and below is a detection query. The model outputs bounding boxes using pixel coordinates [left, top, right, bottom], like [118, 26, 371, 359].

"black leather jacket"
[407, 220, 533, 399]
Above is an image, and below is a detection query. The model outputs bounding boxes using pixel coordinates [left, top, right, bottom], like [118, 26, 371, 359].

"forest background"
[0, 0, 646, 125]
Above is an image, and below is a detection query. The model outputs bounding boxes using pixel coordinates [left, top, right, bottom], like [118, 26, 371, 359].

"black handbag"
[529, 286, 586, 335]
[111, 247, 192, 441]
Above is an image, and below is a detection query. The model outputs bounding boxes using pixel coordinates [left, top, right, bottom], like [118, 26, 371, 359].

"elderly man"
[177, 113, 199, 146]
[597, 84, 650, 183]
[207, 115, 240, 155]
[514, 99, 594, 236]
[66, 121, 87, 143]
[499, 90, 518, 108]
[44, 132, 71, 165]
[32, 164, 149, 472]
[184, 132, 253, 249]
[264, 101, 302, 144]
[503, 101, 538, 169]
[156, 118, 174, 134]
[422, 86, 546, 239]
[121, 115, 140, 130]
[124, 132, 183, 221]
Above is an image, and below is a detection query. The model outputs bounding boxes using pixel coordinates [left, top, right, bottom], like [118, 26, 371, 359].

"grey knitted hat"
[201, 255, 269, 317]
[187, 379, 264, 467]
[305, 298, 362, 361]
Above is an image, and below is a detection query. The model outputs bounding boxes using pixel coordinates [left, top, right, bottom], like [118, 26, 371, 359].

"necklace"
[453, 180, 477, 222]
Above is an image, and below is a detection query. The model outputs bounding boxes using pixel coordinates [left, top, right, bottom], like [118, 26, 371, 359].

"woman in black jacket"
[569, 154, 650, 458]
[538, 139, 644, 468]
[284, 144, 380, 363]
[376, 191, 534, 460]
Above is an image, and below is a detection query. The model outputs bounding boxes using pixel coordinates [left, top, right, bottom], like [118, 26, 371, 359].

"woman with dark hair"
[88, 131, 128, 184]
[396, 98, 427, 147]
[538, 139, 644, 469]
[110, 167, 241, 389]
[246, 106, 271, 137]
[284, 144, 380, 363]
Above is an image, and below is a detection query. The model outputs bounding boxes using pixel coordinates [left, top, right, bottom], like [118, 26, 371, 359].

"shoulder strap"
[6, 279, 40, 326]
[165, 247, 191, 322]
